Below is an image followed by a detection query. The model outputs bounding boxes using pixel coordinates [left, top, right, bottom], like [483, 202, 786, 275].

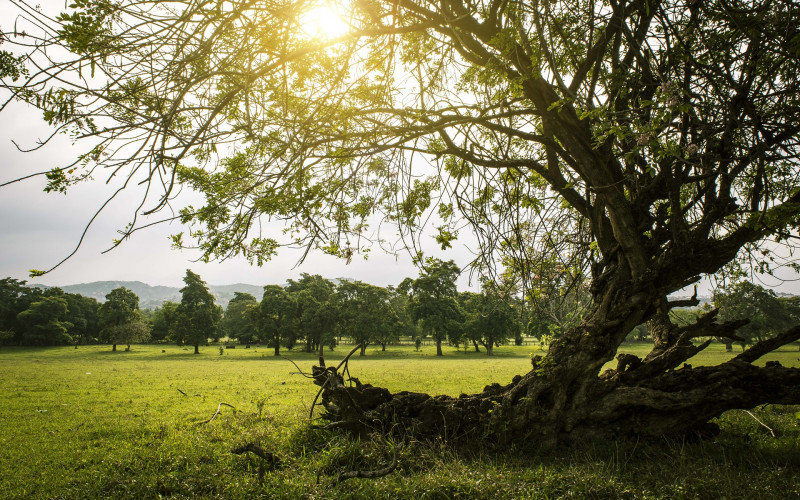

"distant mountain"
[32, 281, 265, 309]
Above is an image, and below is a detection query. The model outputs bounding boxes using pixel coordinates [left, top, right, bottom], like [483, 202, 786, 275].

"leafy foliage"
[17, 296, 73, 345]
[98, 287, 143, 350]
[175, 270, 222, 353]
[219, 292, 258, 344]
[400, 259, 463, 356]
[714, 282, 796, 345]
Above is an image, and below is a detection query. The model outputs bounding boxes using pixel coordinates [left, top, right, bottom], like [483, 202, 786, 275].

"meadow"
[1, 342, 799, 499]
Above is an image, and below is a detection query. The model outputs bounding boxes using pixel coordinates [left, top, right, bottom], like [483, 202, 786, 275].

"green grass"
[1, 342, 799, 498]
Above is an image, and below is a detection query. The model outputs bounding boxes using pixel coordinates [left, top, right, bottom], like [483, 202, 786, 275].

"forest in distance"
[3, 263, 799, 356]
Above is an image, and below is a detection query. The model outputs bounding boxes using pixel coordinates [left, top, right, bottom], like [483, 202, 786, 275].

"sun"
[300, 4, 350, 40]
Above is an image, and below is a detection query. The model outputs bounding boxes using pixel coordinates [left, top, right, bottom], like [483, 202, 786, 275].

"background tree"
[98, 287, 141, 351]
[286, 274, 337, 354]
[219, 292, 258, 344]
[386, 286, 417, 350]
[176, 270, 222, 354]
[400, 259, 464, 356]
[462, 286, 519, 356]
[0, 278, 41, 345]
[149, 301, 179, 343]
[336, 280, 395, 356]
[4, 0, 800, 444]
[714, 282, 795, 347]
[63, 293, 100, 345]
[257, 285, 295, 356]
[17, 296, 73, 346]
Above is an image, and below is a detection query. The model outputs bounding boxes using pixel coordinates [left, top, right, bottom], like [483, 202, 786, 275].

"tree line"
[2, 264, 797, 354]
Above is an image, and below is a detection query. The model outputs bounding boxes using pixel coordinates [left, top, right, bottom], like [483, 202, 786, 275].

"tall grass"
[1, 343, 798, 498]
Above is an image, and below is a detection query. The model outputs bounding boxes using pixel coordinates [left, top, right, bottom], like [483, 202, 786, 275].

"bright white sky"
[0, 103, 474, 289]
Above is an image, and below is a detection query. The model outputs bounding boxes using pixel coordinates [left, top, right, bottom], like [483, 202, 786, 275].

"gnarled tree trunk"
[311, 268, 800, 446]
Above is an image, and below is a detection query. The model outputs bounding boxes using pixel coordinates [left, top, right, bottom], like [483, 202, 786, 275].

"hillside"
[33, 281, 264, 309]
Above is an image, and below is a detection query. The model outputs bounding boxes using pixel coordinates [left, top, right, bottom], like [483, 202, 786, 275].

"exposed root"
[310, 344, 363, 421]
[331, 444, 399, 487]
[231, 443, 281, 467]
[177, 388, 203, 397]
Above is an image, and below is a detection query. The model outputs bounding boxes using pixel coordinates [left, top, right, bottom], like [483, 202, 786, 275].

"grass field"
[1, 342, 799, 498]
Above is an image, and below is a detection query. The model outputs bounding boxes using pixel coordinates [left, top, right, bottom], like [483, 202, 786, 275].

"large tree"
[176, 270, 222, 354]
[17, 296, 73, 346]
[400, 259, 464, 356]
[3, 0, 800, 444]
[219, 292, 259, 344]
[257, 284, 296, 356]
[98, 287, 144, 351]
[462, 287, 519, 356]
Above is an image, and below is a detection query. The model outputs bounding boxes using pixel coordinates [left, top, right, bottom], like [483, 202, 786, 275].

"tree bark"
[194, 344, 199, 354]
[112, 344, 116, 352]
[436, 338, 442, 356]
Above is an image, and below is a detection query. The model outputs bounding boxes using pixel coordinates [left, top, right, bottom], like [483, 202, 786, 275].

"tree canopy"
[400, 258, 463, 356]
[219, 292, 259, 344]
[3, 0, 800, 444]
[98, 286, 146, 350]
[175, 270, 222, 354]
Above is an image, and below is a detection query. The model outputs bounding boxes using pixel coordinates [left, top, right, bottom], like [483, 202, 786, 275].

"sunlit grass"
[1, 342, 798, 498]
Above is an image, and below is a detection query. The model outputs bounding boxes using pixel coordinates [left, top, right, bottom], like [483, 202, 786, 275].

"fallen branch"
[332, 444, 399, 486]
[336, 344, 363, 372]
[309, 375, 332, 420]
[199, 402, 235, 425]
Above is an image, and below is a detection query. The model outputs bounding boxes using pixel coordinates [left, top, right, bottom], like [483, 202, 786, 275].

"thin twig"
[177, 388, 187, 396]
[199, 402, 235, 425]
[281, 355, 315, 378]
[743, 409, 776, 438]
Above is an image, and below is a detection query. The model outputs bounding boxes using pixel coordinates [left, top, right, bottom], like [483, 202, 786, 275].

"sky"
[0, 102, 472, 289]
[0, 0, 480, 290]
[1, 1, 798, 295]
